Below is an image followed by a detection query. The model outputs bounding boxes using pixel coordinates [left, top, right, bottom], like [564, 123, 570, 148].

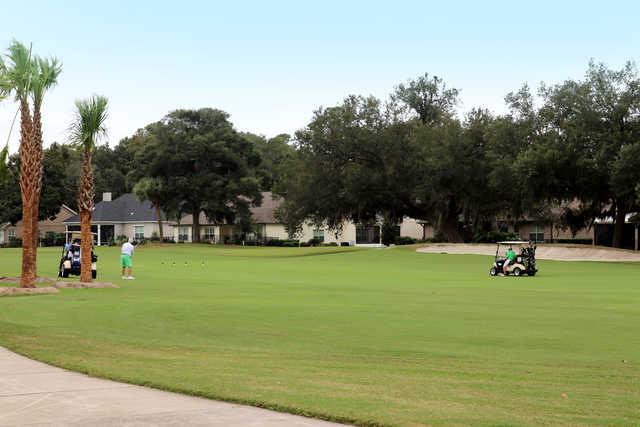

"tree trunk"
[79, 210, 93, 282]
[438, 215, 464, 243]
[30, 106, 44, 275]
[612, 203, 627, 249]
[155, 203, 164, 241]
[18, 100, 37, 288]
[78, 149, 95, 282]
[192, 209, 200, 243]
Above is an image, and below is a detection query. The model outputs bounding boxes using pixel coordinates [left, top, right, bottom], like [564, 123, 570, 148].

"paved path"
[0, 347, 345, 426]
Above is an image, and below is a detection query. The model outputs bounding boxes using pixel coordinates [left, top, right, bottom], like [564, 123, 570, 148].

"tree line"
[275, 63, 640, 248]
[2, 42, 640, 290]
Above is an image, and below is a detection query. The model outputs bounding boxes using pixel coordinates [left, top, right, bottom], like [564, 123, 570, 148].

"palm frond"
[0, 144, 9, 182]
[68, 95, 109, 151]
[1, 40, 33, 102]
[31, 55, 62, 108]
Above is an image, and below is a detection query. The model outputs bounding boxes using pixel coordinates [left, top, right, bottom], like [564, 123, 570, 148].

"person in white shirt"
[121, 239, 136, 280]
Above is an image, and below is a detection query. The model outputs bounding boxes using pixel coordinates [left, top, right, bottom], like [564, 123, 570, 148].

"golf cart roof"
[497, 241, 531, 245]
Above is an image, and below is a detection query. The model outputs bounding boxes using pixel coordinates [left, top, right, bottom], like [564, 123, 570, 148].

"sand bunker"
[416, 243, 640, 262]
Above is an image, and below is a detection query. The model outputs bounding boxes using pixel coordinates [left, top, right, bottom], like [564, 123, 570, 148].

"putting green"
[0, 245, 638, 426]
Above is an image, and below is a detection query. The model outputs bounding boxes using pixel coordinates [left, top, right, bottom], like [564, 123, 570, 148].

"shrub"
[394, 236, 417, 245]
[149, 232, 160, 242]
[473, 230, 520, 243]
[8, 237, 22, 248]
[321, 242, 338, 247]
[307, 237, 322, 246]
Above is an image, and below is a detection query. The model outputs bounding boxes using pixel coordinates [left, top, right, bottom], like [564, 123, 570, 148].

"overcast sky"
[1, 0, 639, 153]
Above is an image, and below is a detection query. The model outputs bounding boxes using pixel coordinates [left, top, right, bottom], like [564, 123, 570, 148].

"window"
[529, 224, 544, 243]
[8, 229, 16, 239]
[178, 226, 190, 242]
[313, 228, 325, 242]
[203, 226, 215, 242]
[134, 225, 145, 240]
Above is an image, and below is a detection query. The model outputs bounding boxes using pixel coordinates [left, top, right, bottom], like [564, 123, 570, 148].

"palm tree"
[69, 95, 108, 282]
[0, 41, 38, 288]
[28, 56, 61, 268]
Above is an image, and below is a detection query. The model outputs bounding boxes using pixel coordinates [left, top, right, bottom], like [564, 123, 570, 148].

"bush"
[162, 237, 176, 243]
[149, 232, 160, 242]
[473, 230, 520, 243]
[300, 241, 311, 247]
[265, 239, 300, 247]
[115, 234, 128, 245]
[340, 242, 351, 247]
[307, 238, 322, 247]
[321, 242, 338, 247]
[8, 237, 22, 248]
[394, 236, 417, 245]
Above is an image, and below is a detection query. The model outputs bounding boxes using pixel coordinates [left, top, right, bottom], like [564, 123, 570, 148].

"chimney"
[103, 192, 112, 202]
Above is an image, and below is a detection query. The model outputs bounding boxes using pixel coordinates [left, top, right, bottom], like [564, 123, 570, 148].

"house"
[169, 192, 287, 243]
[169, 192, 430, 245]
[0, 204, 77, 245]
[63, 193, 169, 245]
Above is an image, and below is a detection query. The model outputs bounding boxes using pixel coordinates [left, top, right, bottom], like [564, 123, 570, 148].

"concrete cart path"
[0, 347, 346, 426]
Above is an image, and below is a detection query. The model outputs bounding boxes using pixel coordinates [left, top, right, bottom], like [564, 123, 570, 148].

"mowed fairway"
[0, 245, 638, 426]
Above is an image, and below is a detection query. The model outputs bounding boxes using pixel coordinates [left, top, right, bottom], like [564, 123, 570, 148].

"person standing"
[121, 239, 135, 280]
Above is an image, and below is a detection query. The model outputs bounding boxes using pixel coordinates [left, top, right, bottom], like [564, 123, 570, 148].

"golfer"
[121, 239, 135, 280]
[503, 246, 516, 272]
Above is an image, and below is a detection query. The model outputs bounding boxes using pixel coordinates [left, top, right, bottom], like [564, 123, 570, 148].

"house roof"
[172, 192, 283, 226]
[250, 192, 282, 224]
[64, 193, 159, 224]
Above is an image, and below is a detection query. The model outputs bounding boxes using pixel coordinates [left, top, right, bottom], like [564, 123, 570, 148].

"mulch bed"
[0, 277, 118, 296]
[54, 281, 119, 289]
[0, 286, 59, 296]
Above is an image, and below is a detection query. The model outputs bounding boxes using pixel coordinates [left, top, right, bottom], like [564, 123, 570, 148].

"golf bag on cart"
[58, 241, 97, 279]
[520, 246, 537, 276]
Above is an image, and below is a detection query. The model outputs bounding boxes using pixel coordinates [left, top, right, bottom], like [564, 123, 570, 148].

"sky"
[1, 0, 639, 152]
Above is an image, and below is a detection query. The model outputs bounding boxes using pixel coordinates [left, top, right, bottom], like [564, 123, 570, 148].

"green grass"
[0, 245, 638, 426]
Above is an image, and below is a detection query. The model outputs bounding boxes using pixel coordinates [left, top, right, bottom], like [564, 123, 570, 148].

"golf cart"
[58, 232, 98, 279]
[489, 241, 537, 277]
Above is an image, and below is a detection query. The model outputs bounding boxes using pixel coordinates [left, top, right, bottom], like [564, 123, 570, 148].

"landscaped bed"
[0, 245, 638, 426]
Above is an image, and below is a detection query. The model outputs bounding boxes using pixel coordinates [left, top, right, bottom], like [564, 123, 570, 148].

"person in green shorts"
[121, 239, 135, 280]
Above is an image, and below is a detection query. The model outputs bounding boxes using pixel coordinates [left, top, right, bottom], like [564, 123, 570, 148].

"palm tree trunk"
[30, 107, 44, 271]
[18, 100, 37, 288]
[79, 149, 94, 282]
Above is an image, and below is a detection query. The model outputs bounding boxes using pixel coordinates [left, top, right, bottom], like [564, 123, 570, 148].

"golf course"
[0, 244, 638, 426]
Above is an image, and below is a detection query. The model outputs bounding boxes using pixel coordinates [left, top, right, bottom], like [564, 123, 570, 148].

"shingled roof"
[64, 193, 159, 224]
[173, 192, 283, 225]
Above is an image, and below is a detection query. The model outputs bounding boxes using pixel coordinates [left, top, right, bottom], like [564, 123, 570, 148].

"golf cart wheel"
[489, 267, 498, 276]
[62, 269, 70, 278]
[513, 267, 522, 277]
[529, 271, 536, 277]
[92, 270, 97, 279]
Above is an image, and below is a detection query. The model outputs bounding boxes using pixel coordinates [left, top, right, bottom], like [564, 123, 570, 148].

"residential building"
[63, 193, 169, 245]
[0, 205, 77, 245]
